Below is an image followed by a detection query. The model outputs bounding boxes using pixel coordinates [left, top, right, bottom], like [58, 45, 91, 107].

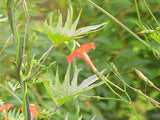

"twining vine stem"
[24, 45, 54, 82]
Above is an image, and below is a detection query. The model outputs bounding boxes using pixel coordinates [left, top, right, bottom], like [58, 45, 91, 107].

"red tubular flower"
[0, 104, 14, 112]
[21, 104, 41, 117]
[67, 42, 97, 72]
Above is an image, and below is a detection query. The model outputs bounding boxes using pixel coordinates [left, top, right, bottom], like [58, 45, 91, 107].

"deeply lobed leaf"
[43, 9, 108, 46]
[43, 65, 105, 106]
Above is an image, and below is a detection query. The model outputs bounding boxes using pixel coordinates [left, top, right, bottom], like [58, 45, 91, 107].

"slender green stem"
[22, 4, 30, 58]
[110, 63, 126, 91]
[152, 85, 160, 92]
[0, 83, 22, 104]
[103, 79, 128, 103]
[16, 0, 24, 9]
[15, 17, 20, 68]
[81, 95, 124, 102]
[24, 45, 54, 82]
[142, 0, 160, 27]
[96, 72, 130, 103]
[106, 81, 139, 119]
[134, 0, 157, 57]
[134, 0, 142, 27]
[125, 83, 160, 105]
[48, 106, 59, 120]
[129, 102, 140, 120]
[87, 0, 160, 58]
[108, 68, 140, 117]
[108, 66, 160, 105]
[25, 36, 33, 75]
[107, 63, 133, 102]
[22, 83, 31, 120]
[96, 72, 140, 119]
[109, 64, 160, 106]
[96, 72, 126, 95]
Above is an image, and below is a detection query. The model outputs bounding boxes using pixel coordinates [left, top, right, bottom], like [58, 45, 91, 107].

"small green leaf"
[56, 11, 63, 31]
[55, 67, 60, 87]
[75, 22, 108, 36]
[31, 78, 50, 84]
[70, 10, 82, 33]
[64, 10, 71, 30]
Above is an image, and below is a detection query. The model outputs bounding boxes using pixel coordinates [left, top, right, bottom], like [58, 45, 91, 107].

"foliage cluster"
[0, 0, 160, 120]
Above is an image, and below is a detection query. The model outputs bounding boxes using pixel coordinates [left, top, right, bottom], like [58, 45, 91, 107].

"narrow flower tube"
[135, 69, 148, 81]
[135, 69, 154, 85]
[67, 42, 97, 72]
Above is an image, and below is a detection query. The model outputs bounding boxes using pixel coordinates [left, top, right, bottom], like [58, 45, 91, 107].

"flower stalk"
[135, 69, 160, 92]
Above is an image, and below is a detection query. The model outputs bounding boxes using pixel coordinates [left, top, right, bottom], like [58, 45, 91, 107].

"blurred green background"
[0, 0, 160, 119]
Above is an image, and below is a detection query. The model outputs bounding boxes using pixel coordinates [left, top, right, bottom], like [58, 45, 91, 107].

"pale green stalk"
[15, 0, 31, 119]
[22, 0, 30, 57]
[111, 63, 126, 91]
[108, 63, 160, 105]
[0, 83, 22, 104]
[134, 0, 156, 57]
[142, 0, 160, 27]
[81, 95, 124, 102]
[134, 0, 142, 27]
[134, 0, 160, 92]
[25, 35, 34, 75]
[22, 83, 29, 120]
[87, 0, 160, 58]
[153, 85, 160, 92]
[96, 72, 140, 120]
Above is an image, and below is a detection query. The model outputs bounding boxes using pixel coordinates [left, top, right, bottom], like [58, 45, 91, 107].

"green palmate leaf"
[43, 9, 108, 46]
[43, 65, 105, 106]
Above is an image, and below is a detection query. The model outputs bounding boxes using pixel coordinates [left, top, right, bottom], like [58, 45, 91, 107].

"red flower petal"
[67, 42, 97, 72]
[67, 42, 96, 63]
[0, 104, 14, 112]
[67, 52, 77, 63]
[21, 104, 41, 117]
[77, 42, 96, 53]
[29, 105, 40, 117]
